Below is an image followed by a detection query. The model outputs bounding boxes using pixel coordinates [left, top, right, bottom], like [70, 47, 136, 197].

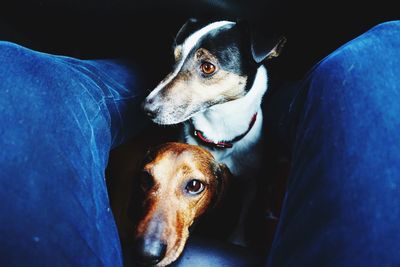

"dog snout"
[142, 97, 159, 119]
[133, 237, 167, 265]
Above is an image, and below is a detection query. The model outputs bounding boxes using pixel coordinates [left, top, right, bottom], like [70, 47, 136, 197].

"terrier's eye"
[200, 62, 216, 75]
[185, 179, 205, 195]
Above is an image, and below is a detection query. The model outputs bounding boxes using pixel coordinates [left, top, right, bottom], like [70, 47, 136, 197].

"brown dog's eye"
[185, 179, 205, 195]
[140, 171, 154, 192]
[200, 62, 216, 75]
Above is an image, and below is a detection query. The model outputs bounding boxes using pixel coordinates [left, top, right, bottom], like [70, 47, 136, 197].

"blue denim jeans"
[0, 43, 150, 266]
[0, 20, 399, 266]
[267, 20, 400, 267]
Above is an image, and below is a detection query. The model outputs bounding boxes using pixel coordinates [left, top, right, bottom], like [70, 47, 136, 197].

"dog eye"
[140, 171, 154, 192]
[185, 179, 205, 195]
[200, 62, 216, 75]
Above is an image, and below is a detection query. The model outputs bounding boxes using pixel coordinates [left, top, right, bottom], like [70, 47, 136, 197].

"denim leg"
[267, 21, 400, 266]
[0, 42, 147, 266]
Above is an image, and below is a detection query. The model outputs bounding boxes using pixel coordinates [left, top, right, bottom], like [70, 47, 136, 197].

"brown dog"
[130, 142, 231, 266]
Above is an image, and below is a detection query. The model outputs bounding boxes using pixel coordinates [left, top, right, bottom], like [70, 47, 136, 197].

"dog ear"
[175, 18, 204, 45]
[128, 145, 159, 222]
[251, 35, 287, 64]
[237, 19, 287, 64]
[211, 162, 232, 208]
[140, 147, 155, 167]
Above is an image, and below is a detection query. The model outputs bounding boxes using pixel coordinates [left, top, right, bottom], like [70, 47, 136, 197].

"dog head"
[132, 142, 231, 266]
[142, 18, 286, 125]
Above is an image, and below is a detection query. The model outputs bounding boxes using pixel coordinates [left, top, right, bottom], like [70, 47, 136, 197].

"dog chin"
[156, 232, 189, 267]
[152, 113, 193, 126]
[152, 106, 210, 125]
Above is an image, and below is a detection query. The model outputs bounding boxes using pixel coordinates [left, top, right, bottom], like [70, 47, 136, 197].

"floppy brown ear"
[211, 162, 232, 208]
[139, 144, 161, 167]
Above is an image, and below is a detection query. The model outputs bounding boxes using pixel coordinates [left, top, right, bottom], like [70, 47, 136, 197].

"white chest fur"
[182, 66, 268, 176]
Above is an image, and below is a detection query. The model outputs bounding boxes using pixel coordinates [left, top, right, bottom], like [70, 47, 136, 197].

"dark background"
[0, 0, 398, 89]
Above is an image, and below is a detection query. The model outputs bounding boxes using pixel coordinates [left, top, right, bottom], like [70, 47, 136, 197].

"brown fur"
[134, 142, 231, 266]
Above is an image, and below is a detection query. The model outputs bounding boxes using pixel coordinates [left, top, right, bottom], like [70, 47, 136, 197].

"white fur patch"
[190, 65, 268, 141]
[183, 65, 269, 175]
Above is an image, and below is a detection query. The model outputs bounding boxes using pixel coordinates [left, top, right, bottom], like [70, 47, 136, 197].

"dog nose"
[142, 98, 158, 119]
[133, 237, 167, 265]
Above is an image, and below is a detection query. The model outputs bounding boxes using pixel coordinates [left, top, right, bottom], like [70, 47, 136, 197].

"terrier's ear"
[237, 19, 287, 64]
[251, 35, 286, 63]
[175, 18, 204, 45]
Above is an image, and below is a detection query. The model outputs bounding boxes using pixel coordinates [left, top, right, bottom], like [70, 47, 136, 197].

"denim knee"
[0, 41, 123, 267]
[267, 21, 400, 267]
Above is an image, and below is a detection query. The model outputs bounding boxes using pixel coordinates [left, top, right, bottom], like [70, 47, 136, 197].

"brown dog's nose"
[133, 237, 167, 265]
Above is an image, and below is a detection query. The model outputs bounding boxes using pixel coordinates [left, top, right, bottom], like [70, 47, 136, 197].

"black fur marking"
[195, 23, 258, 92]
[174, 18, 209, 46]
[174, 20, 270, 93]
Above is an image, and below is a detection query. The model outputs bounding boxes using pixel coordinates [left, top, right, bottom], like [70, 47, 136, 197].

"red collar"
[192, 113, 258, 149]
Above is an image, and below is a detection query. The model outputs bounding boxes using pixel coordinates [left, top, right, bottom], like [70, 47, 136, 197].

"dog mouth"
[132, 234, 189, 267]
[132, 214, 190, 266]
[149, 107, 200, 125]
[149, 101, 218, 126]
[156, 231, 189, 267]
[150, 112, 194, 126]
